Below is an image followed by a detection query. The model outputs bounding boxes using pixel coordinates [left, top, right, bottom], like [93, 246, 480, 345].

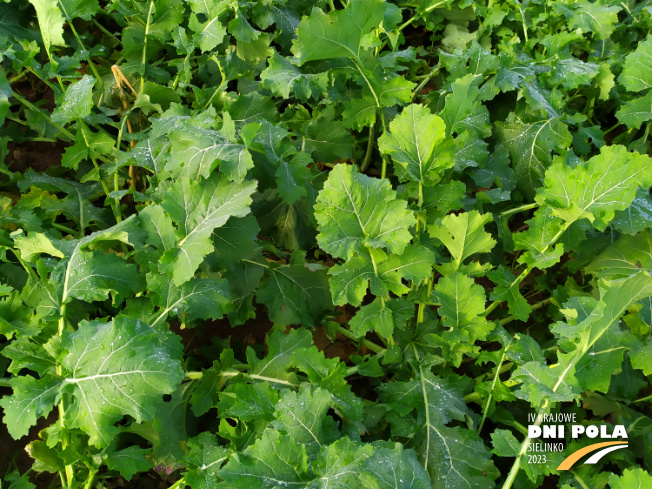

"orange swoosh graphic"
[557, 441, 628, 470]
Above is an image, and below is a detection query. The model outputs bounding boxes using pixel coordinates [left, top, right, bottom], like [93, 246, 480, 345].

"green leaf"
[359, 444, 432, 489]
[311, 437, 373, 488]
[183, 432, 232, 489]
[536, 145, 652, 230]
[257, 256, 332, 328]
[247, 328, 314, 383]
[328, 254, 375, 306]
[292, 0, 386, 64]
[58, 0, 100, 20]
[0, 375, 59, 440]
[104, 446, 153, 481]
[609, 468, 652, 489]
[219, 429, 311, 487]
[260, 51, 329, 101]
[378, 104, 451, 186]
[487, 266, 532, 321]
[612, 189, 652, 235]
[428, 211, 496, 270]
[52, 247, 144, 306]
[13, 232, 64, 262]
[440, 74, 491, 138]
[28, 0, 66, 53]
[272, 386, 339, 456]
[434, 272, 490, 332]
[512, 207, 566, 269]
[158, 174, 256, 285]
[51, 75, 96, 124]
[616, 91, 652, 129]
[560, 0, 620, 40]
[167, 124, 254, 182]
[495, 116, 572, 198]
[618, 36, 652, 92]
[586, 232, 652, 280]
[315, 164, 415, 260]
[148, 275, 231, 327]
[350, 298, 395, 338]
[58, 316, 184, 446]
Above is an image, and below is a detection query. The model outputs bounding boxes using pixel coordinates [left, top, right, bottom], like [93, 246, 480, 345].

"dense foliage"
[1, 0, 652, 488]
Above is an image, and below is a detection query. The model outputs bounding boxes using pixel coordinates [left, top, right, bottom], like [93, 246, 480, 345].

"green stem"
[168, 477, 186, 489]
[500, 202, 538, 217]
[241, 258, 270, 269]
[477, 347, 509, 434]
[11, 249, 38, 281]
[184, 369, 299, 387]
[328, 0, 336, 10]
[360, 120, 376, 172]
[140, 0, 155, 93]
[379, 112, 388, 179]
[334, 325, 384, 354]
[92, 18, 122, 45]
[412, 344, 432, 472]
[345, 350, 386, 376]
[52, 222, 78, 235]
[501, 402, 550, 489]
[11, 92, 75, 140]
[56, 305, 75, 488]
[411, 64, 440, 99]
[8, 70, 28, 84]
[57, 2, 103, 86]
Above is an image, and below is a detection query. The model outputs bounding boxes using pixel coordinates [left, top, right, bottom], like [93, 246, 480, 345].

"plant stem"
[11, 92, 75, 140]
[345, 350, 387, 376]
[52, 222, 78, 235]
[56, 305, 75, 488]
[411, 64, 440, 99]
[499, 202, 538, 217]
[92, 19, 122, 45]
[477, 347, 508, 434]
[140, 0, 155, 93]
[8, 71, 28, 84]
[360, 120, 376, 172]
[334, 325, 384, 354]
[57, 2, 103, 86]
[168, 477, 186, 489]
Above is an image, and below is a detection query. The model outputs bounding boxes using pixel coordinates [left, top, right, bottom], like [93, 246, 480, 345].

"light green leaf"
[562, 0, 620, 40]
[167, 125, 254, 182]
[487, 266, 532, 321]
[13, 232, 64, 262]
[219, 429, 311, 487]
[257, 256, 332, 328]
[148, 275, 231, 327]
[59, 316, 183, 447]
[440, 74, 491, 138]
[537, 145, 652, 230]
[292, 0, 386, 64]
[612, 189, 652, 235]
[315, 164, 415, 259]
[428, 211, 495, 270]
[273, 386, 339, 456]
[51, 75, 96, 124]
[360, 444, 432, 489]
[104, 446, 153, 481]
[512, 207, 566, 269]
[28, 0, 66, 53]
[158, 174, 256, 286]
[616, 91, 652, 129]
[619, 36, 652, 92]
[434, 272, 490, 331]
[260, 51, 329, 101]
[58, 0, 100, 20]
[378, 104, 451, 186]
[328, 254, 375, 306]
[609, 468, 652, 489]
[183, 432, 232, 489]
[311, 438, 372, 489]
[247, 328, 314, 383]
[350, 298, 394, 337]
[495, 116, 572, 198]
[587, 232, 652, 280]
[0, 375, 59, 440]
